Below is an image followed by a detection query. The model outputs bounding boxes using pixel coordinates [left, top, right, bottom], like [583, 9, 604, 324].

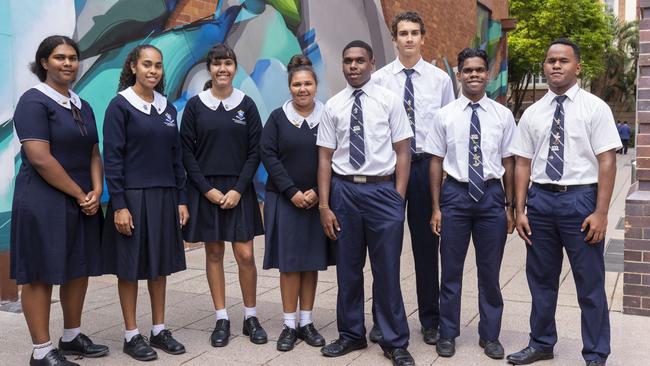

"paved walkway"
[1, 151, 649, 365]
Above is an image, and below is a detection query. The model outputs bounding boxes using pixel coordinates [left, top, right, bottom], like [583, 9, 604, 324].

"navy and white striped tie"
[546, 95, 568, 181]
[349, 89, 365, 169]
[468, 103, 484, 202]
[403, 69, 417, 153]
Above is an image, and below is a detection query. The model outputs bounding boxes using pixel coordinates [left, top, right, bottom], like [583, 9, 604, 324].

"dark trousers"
[526, 185, 610, 363]
[621, 139, 629, 154]
[331, 177, 410, 349]
[439, 178, 507, 341]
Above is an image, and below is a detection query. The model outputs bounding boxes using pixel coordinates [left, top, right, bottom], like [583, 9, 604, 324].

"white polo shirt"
[423, 94, 515, 181]
[316, 81, 413, 176]
[509, 83, 622, 185]
[373, 57, 455, 152]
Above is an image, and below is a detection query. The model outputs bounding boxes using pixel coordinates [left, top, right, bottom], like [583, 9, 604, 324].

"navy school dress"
[260, 101, 335, 272]
[101, 87, 187, 281]
[180, 88, 264, 243]
[10, 84, 103, 285]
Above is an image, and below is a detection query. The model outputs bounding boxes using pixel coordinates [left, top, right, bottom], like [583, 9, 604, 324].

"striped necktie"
[468, 103, 484, 202]
[349, 89, 365, 169]
[403, 68, 416, 153]
[545, 95, 568, 181]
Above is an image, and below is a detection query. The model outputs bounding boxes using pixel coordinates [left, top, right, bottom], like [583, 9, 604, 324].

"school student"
[180, 44, 266, 347]
[102, 45, 188, 361]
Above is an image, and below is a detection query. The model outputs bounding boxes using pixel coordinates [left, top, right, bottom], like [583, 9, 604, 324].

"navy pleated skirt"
[262, 191, 335, 272]
[102, 187, 186, 281]
[10, 170, 103, 285]
[183, 176, 264, 243]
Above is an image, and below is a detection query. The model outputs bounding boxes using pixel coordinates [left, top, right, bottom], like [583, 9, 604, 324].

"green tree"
[508, 0, 614, 118]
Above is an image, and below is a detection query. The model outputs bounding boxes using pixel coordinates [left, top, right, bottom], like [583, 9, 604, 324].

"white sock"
[61, 327, 81, 342]
[151, 324, 165, 336]
[125, 328, 140, 342]
[32, 341, 53, 360]
[299, 310, 313, 327]
[216, 308, 229, 321]
[244, 306, 256, 320]
[283, 312, 297, 329]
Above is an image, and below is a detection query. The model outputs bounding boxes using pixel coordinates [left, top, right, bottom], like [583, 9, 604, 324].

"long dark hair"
[30, 35, 80, 82]
[117, 45, 165, 93]
[203, 44, 237, 91]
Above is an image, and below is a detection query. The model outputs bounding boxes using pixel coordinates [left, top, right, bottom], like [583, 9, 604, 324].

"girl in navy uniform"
[180, 44, 266, 347]
[102, 45, 188, 361]
[260, 55, 333, 351]
[11, 35, 108, 366]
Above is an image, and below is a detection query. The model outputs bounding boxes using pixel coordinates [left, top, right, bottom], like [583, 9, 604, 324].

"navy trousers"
[331, 177, 410, 349]
[526, 184, 610, 363]
[439, 178, 507, 341]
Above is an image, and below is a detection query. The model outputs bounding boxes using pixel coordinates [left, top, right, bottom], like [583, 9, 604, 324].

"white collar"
[118, 87, 167, 115]
[33, 82, 82, 110]
[344, 80, 376, 100]
[282, 99, 324, 129]
[459, 93, 490, 111]
[391, 57, 426, 75]
[546, 83, 580, 105]
[198, 88, 245, 111]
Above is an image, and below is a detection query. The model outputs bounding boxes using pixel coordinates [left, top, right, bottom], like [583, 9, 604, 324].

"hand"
[304, 189, 319, 209]
[320, 207, 340, 240]
[220, 190, 241, 209]
[581, 211, 607, 244]
[506, 207, 515, 234]
[205, 188, 225, 205]
[114, 208, 134, 236]
[291, 191, 310, 209]
[79, 190, 101, 216]
[178, 205, 189, 227]
[430, 208, 442, 236]
[515, 211, 532, 245]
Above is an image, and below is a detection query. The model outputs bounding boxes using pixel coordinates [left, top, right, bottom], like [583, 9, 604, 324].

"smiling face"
[130, 47, 163, 91]
[394, 20, 424, 59]
[342, 47, 374, 88]
[289, 70, 317, 109]
[42, 44, 79, 87]
[458, 56, 488, 101]
[543, 44, 581, 95]
[209, 58, 237, 89]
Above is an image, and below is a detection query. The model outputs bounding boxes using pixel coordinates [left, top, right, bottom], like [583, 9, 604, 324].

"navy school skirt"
[102, 187, 186, 281]
[183, 176, 264, 243]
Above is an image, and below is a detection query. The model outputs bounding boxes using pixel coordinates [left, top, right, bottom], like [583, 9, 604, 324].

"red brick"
[643, 298, 650, 309]
[624, 284, 650, 296]
[641, 56, 650, 68]
[627, 226, 643, 239]
[626, 204, 644, 216]
[638, 147, 650, 158]
[635, 169, 650, 181]
[637, 134, 650, 146]
[625, 250, 643, 262]
[625, 273, 642, 284]
[643, 227, 650, 238]
[625, 238, 650, 251]
[626, 215, 650, 227]
[644, 275, 650, 285]
[642, 31, 650, 43]
[624, 307, 650, 316]
[645, 252, 650, 262]
[636, 158, 650, 170]
[639, 124, 650, 134]
[623, 295, 641, 307]
[625, 261, 650, 273]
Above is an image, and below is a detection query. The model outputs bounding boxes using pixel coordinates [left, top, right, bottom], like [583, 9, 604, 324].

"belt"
[333, 173, 393, 184]
[411, 153, 433, 162]
[444, 175, 501, 187]
[533, 182, 597, 193]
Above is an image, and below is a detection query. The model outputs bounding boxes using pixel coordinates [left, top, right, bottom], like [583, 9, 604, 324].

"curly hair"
[117, 45, 165, 93]
[390, 11, 425, 38]
[30, 35, 80, 82]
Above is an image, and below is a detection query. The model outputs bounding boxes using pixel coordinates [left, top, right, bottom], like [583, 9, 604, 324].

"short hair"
[391, 11, 426, 38]
[457, 48, 488, 71]
[342, 40, 373, 60]
[287, 54, 317, 85]
[117, 45, 165, 93]
[548, 38, 581, 61]
[30, 35, 80, 82]
[203, 44, 238, 90]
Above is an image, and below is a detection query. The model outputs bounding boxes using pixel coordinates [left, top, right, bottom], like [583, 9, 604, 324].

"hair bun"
[287, 55, 312, 72]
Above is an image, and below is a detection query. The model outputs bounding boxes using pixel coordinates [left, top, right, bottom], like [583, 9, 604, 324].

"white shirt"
[372, 57, 455, 152]
[317, 81, 413, 176]
[509, 84, 622, 185]
[282, 99, 324, 129]
[423, 94, 515, 181]
[34, 82, 82, 110]
[119, 87, 167, 115]
[198, 88, 245, 111]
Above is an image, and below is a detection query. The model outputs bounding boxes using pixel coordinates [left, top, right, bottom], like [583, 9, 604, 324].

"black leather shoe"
[276, 326, 298, 351]
[383, 347, 415, 366]
[242, 316, 268, 344]
[586, 361, 606, 366]
[506, 346, 554, 365]
[422, 327, 439, 345]
[150, 329, 186, 355]
[297, 323, 325, 347]
[479, 339, 504, 359]
[59, 333, 109, 358]
[30, 349, 79, 366]
[123, 334, 157, 361]
[321, 338, 368, 357]
[369, 324, 383, 343]
[210, 319, 230, 347]
[436, 338, 455, 357]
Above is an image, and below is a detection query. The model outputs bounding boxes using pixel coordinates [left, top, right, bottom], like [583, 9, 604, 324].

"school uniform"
[317, 81, 413, 349]
[423, 94, 515, 342]
[180, 88, 263, 243]
[261, 100, 335, 272]
[373, 57, 455, 332]
[10, 83, 103, 285]
[102, 87, 187, 281]
[509, 84, 621, 364]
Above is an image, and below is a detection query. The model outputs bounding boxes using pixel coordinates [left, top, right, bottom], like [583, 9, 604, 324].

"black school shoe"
[383, 347, 415, 366]
[479, 339, 505, 359]
[242, 316, 268, 344]
[506, 346, 554, 365]
[30, 349, 79, 366]
[150, 330, 186, 355]
[123, 334, 157, 361]
[297, 323, 326, 347]
[58, 333, 109, 358]
[321, 338, 368, 357]
[436, 338, 456, 357]
[210, 319, 231, 347]
[369, 324, 383, 343]
[276, 326, 298, 351]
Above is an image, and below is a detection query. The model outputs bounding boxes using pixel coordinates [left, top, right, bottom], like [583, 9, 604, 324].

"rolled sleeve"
[316, 104, 337, 149]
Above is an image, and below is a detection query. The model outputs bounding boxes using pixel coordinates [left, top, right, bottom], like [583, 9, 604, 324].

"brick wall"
[166, 0, 219, 29]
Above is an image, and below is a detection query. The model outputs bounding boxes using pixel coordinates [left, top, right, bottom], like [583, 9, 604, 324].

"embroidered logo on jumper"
[232, 109, 247, 125]
[164, 112, 176, 127]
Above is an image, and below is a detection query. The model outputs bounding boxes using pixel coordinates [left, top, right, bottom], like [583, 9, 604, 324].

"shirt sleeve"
[260, 112, 299, 200]
[590, 101, 623, 155]
[509, 109, 535, 159]
[102, 100, 129, 210]
[169, 108, 187, 205]
[388, 93, 414, 143]
[440, 74, 456, 107]
[501, 109, 516, 158]
[422, 111, 446, 157]
[316, 103, 337, 149]
[234, 100, 262, 194]
[14, 93, 50, 143]
[180, 99, 213, 194]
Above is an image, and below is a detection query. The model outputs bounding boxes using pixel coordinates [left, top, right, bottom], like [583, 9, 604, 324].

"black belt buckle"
[554, 185, 568, 193]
